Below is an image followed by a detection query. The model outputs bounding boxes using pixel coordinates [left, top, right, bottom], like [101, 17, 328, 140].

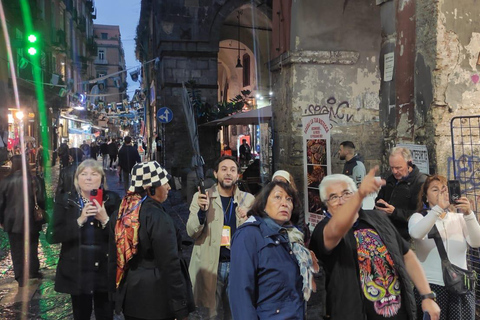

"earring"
[426, 199, 428, 203]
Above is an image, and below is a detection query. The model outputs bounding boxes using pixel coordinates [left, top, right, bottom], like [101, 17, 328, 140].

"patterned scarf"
[287, 227, 320, 301]
[114, 192, 144, 288]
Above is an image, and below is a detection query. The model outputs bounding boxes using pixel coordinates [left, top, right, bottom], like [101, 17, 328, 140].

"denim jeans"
[215, 262, 231, 320]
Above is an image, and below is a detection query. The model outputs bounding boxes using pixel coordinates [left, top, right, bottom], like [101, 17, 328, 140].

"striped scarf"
[114, 192, 143, 288]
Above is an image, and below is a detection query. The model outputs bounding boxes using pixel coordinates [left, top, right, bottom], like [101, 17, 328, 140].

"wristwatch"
[420, 292, 436, 301]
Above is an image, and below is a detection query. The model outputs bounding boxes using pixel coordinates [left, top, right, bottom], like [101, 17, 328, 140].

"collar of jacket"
[208, 183, 244, 208]
[238, 216, 289, 242]
[387, 164, 421, 184]
[66, 190, 111, 208]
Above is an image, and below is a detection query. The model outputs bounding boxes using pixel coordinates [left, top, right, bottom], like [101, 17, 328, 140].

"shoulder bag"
[429, 224, 476, 295]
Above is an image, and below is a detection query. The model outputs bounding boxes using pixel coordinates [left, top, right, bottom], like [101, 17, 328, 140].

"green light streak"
[20, 0, 52, 214]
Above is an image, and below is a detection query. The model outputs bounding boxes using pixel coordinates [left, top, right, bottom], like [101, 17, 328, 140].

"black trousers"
[122, 170, 130, 192]
[8, 232, 40, 286]
[109, 155, 117, 168]
[71, 291, 113, 320]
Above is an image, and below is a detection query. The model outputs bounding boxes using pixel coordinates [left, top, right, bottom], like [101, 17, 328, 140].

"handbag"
[429, 225, 476, 295]
[32, 176, 47, 223]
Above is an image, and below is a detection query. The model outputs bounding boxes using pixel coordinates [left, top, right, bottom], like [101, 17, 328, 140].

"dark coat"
[108, 142, 118, 157]
[55, 163, 78, 200]
[375, 165, 427, 240]
[117, 145, 140, 173]
[110, 197, 194, 319]
[310, 210, 416, 320]
[0, 171, 42, 233]
[47, 190, 120, 295]
[100, 143, 109, 155]
[229, 216, 305, 320]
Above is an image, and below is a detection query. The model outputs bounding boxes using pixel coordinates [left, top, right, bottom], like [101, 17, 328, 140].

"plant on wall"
[185, 80, 252, 124]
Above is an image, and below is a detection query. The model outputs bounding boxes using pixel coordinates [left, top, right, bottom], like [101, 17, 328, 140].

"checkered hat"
[129, 161, 171, 192]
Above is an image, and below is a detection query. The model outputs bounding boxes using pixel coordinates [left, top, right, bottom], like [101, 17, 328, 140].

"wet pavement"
[0, 158, 193, 319]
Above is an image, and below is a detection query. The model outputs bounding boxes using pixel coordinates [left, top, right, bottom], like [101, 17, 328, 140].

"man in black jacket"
[117, 136, 141, 192]
[375, 147, 427, 240]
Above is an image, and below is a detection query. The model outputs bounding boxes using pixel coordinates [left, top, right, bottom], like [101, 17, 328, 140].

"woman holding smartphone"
[47, 159, 120, 320]
[408, 175, 480, 320]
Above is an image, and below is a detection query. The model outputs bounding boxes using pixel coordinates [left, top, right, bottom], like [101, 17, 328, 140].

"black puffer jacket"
[47, 190, 120, 295]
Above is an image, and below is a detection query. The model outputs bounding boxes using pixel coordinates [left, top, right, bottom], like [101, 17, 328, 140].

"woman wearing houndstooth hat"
[111, 161, 194, 320]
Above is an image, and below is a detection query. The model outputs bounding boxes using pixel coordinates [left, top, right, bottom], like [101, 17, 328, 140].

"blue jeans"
[215, 262, 231, 320]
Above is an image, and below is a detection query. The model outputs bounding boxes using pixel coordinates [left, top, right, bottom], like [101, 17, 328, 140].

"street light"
[15, 111, 24, 121]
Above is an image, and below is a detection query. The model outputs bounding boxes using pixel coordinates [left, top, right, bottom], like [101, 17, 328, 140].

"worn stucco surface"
[428, 0, 480, 178]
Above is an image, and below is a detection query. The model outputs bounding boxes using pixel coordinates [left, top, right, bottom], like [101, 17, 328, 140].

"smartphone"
[447, 180, 461, 204]
[376, 202, 387, 208]
[90, 188, 103, 206]
[199, 179, 206, 195]
[423, 312, 431, 320]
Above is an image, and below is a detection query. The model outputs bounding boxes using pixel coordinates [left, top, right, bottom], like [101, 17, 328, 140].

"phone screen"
[90, 188, 103, 206]
[447, 180, 461, 204]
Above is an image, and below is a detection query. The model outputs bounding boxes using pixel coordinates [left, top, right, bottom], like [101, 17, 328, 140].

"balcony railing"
[94, 59, 108, 65]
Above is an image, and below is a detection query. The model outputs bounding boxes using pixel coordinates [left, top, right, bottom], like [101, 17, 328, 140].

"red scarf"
[114, 192, 143, 288]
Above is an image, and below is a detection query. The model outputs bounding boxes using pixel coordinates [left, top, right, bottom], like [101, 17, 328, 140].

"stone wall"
[416, 0, 480, 181]
[271, 0, 383, 193]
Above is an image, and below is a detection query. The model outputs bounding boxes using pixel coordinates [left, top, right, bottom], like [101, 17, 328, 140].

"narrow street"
[0, 158, 193, 319]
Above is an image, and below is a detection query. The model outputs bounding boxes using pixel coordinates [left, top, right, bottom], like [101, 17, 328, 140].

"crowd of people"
[0, 140, 478, 320]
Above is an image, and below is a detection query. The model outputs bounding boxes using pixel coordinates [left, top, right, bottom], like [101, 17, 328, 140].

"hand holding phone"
[90, 188, 103, 207]
[198, 180, 209, 211]
[375, 202, 387, 208]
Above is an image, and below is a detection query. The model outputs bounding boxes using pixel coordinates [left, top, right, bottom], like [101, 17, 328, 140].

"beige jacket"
[186, 184, 255, 317]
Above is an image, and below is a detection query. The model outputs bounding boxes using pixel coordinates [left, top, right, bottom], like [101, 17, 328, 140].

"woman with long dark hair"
[409, 175, 480, 320]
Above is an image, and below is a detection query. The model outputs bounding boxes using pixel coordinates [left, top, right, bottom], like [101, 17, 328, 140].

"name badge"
[221, 226, 231, 247]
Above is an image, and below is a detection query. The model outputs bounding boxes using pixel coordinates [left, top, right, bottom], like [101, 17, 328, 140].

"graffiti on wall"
[447, 155, 480, 194]
[304, 97, 353, 124]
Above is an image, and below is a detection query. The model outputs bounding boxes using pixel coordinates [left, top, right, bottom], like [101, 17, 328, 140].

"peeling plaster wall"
[424, 0, 480, 176]
[271, 0, 382, 188]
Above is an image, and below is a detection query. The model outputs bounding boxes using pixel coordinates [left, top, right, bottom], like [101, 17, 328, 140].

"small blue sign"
[157, 107, 173, 123]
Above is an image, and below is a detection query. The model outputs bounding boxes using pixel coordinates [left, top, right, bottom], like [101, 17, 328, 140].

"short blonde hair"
[74, 159, 108, 194]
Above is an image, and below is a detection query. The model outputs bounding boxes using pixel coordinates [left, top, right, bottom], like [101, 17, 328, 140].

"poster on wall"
[302, 115, 331, 229]
[396, 143, 429, 174]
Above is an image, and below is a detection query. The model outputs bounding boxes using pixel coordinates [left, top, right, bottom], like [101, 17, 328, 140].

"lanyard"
[224, 197, 234, 224]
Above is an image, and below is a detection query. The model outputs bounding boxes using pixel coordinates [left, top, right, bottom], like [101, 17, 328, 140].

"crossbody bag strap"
[429, 224, 450, 262]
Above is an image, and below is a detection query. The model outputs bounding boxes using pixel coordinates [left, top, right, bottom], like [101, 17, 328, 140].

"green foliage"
[185, 80, 252, 124]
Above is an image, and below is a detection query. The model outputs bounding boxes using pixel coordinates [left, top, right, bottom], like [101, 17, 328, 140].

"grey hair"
[389, 146, 412, 162]
[319, 174, 357, 203]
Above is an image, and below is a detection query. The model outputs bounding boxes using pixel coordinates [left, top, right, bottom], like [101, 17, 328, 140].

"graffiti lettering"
[447, 155, 480, 194]
[305, 97, 353, 124]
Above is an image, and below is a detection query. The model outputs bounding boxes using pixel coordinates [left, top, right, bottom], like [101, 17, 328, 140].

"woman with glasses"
[229, 180, 318, 319]
[409, 175, 480, 320]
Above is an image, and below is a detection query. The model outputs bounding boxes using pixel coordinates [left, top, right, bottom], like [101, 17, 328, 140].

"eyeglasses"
[326, 191, 354, 204]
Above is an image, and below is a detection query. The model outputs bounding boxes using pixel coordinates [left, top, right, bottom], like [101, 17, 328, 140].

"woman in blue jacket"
[229, 181, 318, 319]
